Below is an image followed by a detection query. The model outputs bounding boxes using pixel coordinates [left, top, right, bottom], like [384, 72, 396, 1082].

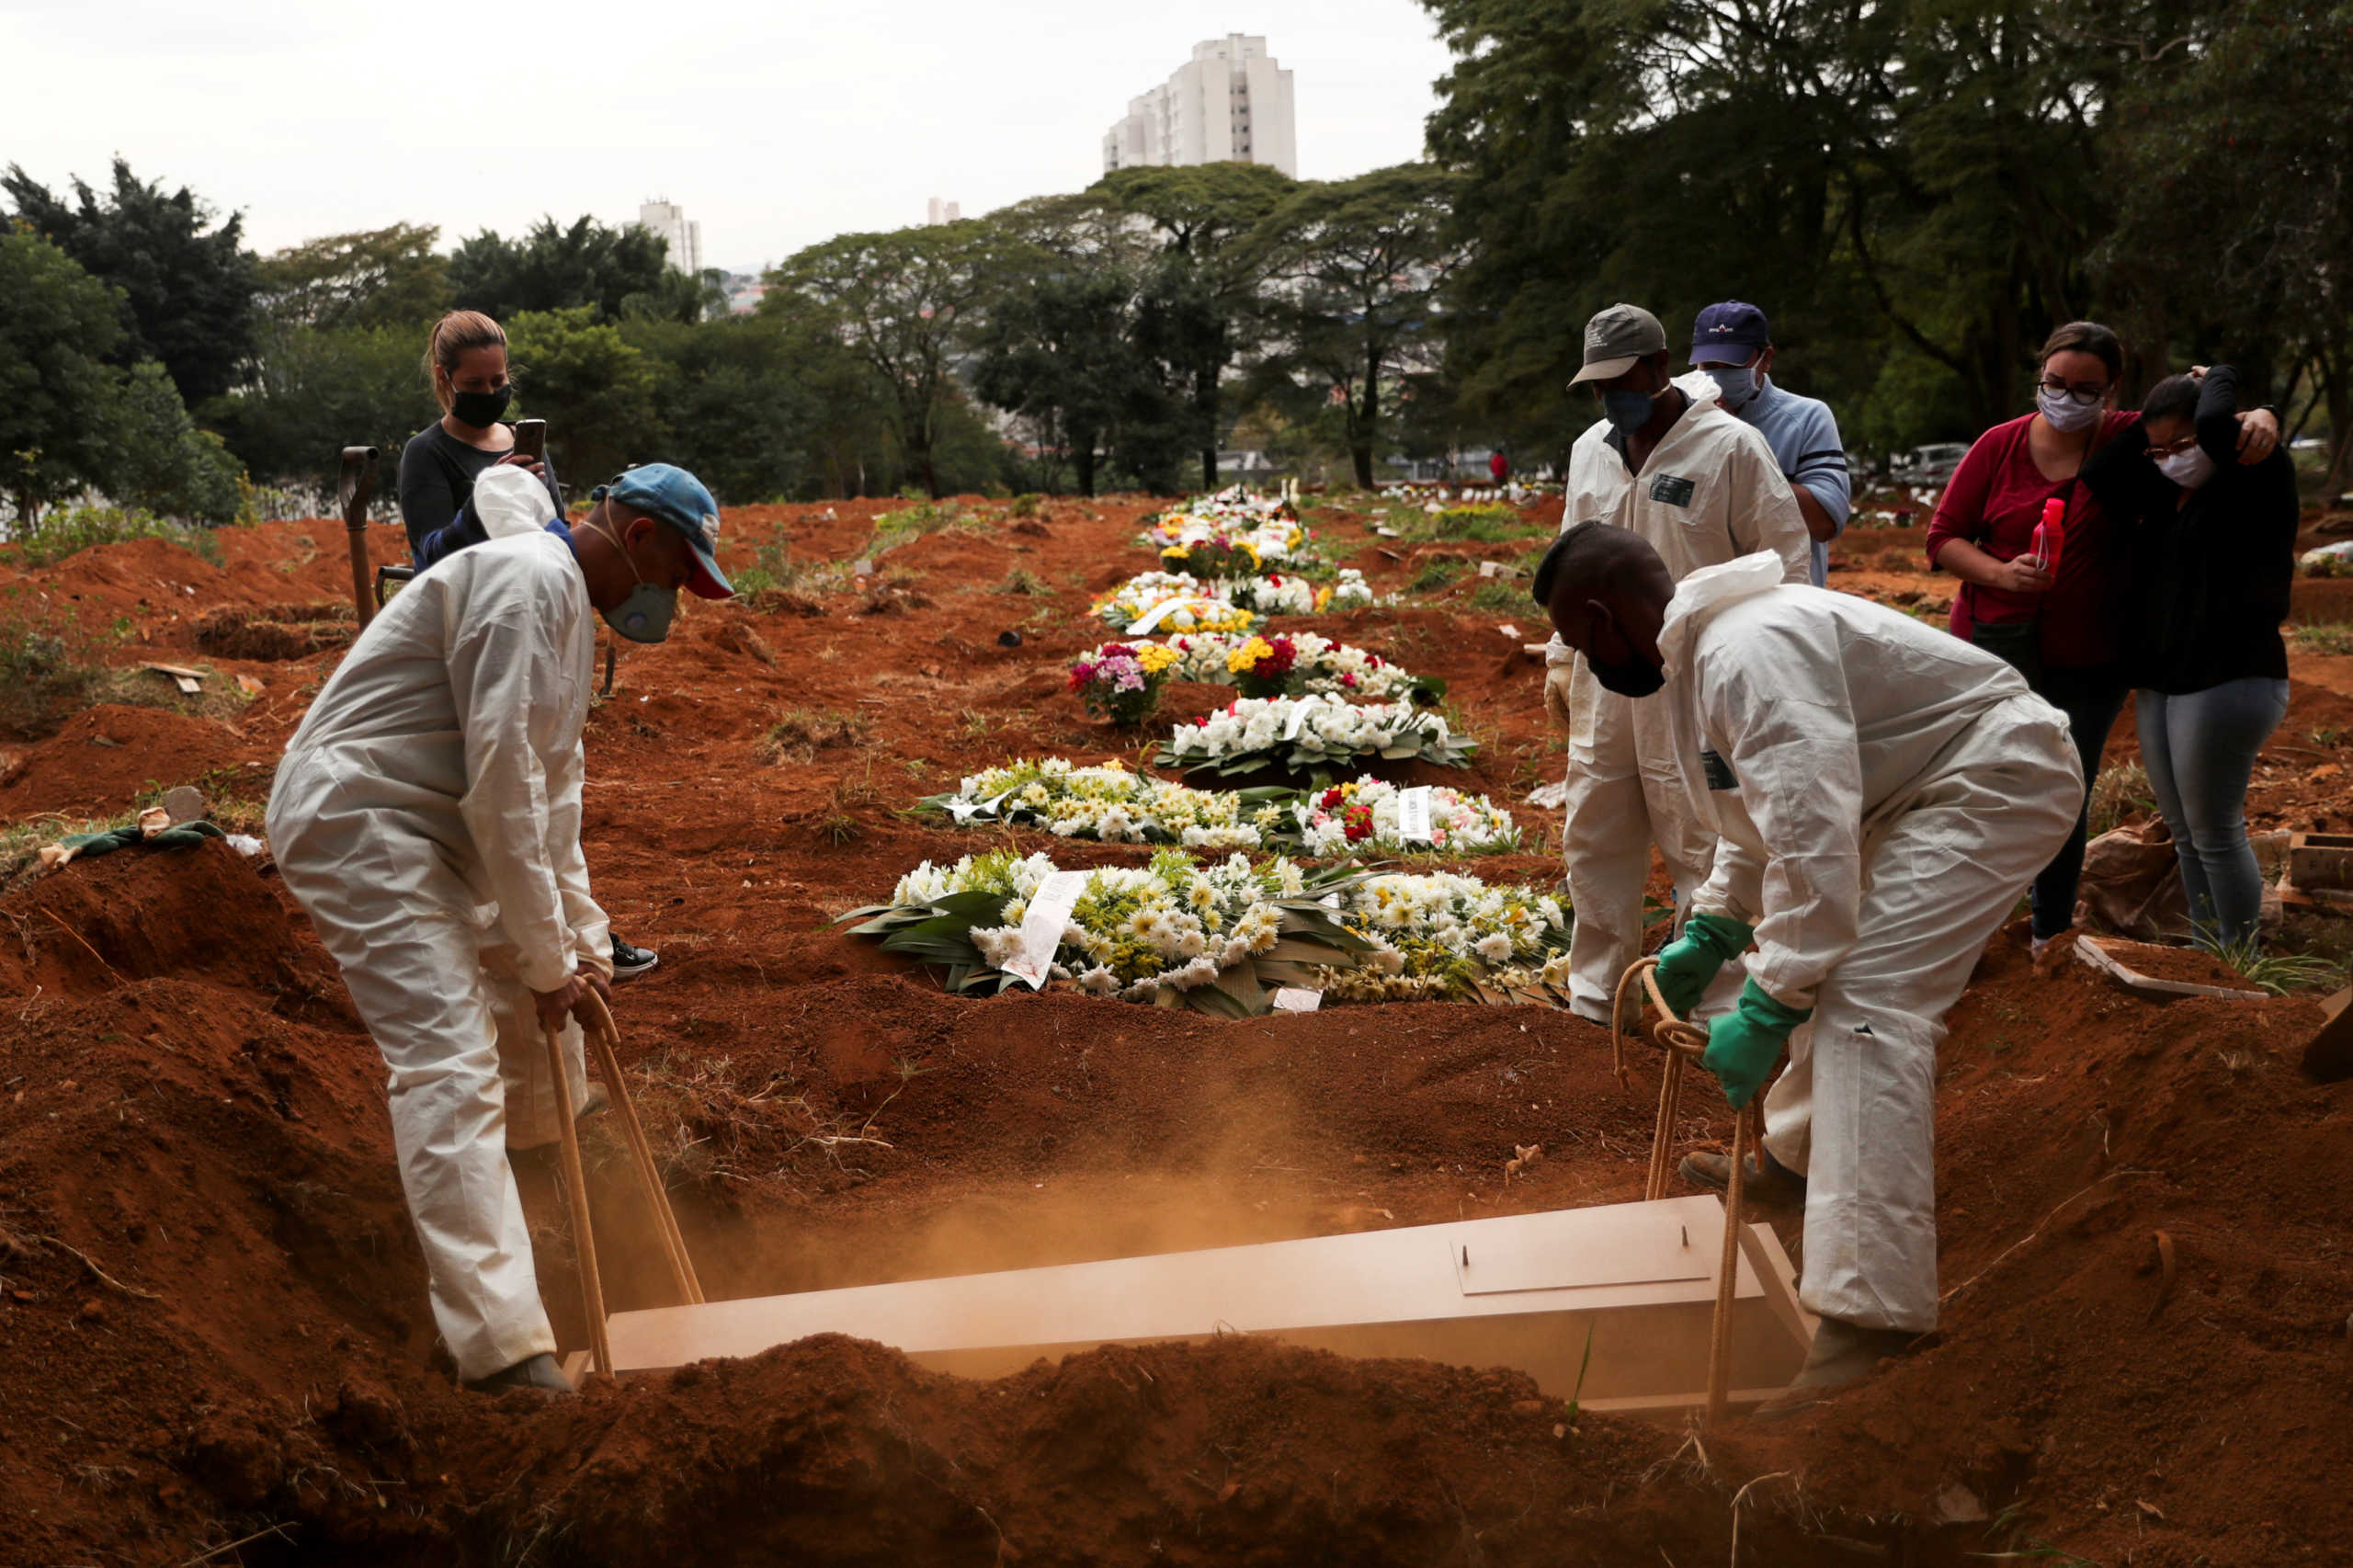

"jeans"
[2136, 678, 2290, 946]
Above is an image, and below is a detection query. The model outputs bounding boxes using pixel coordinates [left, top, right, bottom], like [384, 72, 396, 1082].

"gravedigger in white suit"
[1542, 304, 1813, 1025]
[1534, 522, 2081, 1399]
[267, 462, 731, 1395]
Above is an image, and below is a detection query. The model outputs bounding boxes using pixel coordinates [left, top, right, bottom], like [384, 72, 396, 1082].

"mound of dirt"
[0, 705, 259, 819]
[195, 602, 354, 662]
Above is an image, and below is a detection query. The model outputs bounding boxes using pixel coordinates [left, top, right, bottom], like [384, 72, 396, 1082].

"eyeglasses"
[2145, 431, 2200, 460]
[2038, 376, 2108, 407]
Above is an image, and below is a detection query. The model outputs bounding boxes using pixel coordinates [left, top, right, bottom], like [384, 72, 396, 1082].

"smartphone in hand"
[513, 418, 547, 461]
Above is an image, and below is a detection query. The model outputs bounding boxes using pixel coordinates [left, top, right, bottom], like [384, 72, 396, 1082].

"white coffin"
[606, 1194, 1815, 1411]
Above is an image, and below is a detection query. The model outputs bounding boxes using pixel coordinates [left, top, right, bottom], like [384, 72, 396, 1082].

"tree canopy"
[3, 156, 261, 406]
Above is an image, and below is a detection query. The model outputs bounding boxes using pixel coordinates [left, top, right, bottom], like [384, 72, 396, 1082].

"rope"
[1612, 955, 1747, 1423]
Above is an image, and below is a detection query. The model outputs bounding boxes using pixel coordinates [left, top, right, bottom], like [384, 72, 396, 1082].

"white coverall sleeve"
[1725, 433, 1813, 585]
[447, 585, 587, 994]
[1691, 637, 1868, 1010]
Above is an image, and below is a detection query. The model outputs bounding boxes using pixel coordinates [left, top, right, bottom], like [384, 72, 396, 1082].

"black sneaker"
[611, 936, 658, 983]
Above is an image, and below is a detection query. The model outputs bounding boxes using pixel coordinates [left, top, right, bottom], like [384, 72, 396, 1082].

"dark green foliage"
[448, 216, 674, 324]
[1245, 164, 1468, 489]
[762, 221, 1032, 497]
[0, 229, 129, 518]
[257, 223, 451, 332]
[3, 157, 261, 406]
[620, 317, 814, 503]
[205, 324, 435, 494]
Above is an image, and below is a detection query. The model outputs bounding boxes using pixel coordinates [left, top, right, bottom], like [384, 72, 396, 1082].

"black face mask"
[1589, 652, 1665, 698]
[449, 383, 514, 430]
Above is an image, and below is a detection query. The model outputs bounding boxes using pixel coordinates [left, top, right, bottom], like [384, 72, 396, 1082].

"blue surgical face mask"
[597, 519, 679, 643]
[1707, 364, 1760, 410]
[1600, 386, 1660, 432]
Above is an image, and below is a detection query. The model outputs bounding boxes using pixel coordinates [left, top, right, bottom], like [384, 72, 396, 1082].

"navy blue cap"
[594, 464, 732, 599]
[1689, 301, 1771, 366]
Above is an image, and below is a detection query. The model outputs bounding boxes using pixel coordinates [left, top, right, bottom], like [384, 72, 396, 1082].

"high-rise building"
[1102, 35, 1297, 179]
[926, 197, 962, 225]
[638, 199, 702, 275]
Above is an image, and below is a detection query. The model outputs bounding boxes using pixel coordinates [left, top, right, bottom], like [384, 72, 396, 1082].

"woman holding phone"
[397, 311, 564, 564]
[396, 310, 660, 983]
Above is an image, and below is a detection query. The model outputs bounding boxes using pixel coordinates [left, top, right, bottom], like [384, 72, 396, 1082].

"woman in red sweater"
[1924, 322, 2276, 959]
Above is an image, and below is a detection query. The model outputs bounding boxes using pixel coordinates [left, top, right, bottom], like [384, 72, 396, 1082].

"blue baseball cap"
[594, 463, 733, 599]
[1689, 301, 1771, 366]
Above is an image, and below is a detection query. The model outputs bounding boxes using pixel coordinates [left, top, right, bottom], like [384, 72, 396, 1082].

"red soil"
[2086, 937, 2267, 991]
[0, 497, 2349, 1565]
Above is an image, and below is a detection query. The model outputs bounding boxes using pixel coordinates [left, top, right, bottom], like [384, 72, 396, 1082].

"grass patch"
[729, 527, 850, 598]
[868, 500, 985, 557]
[0, 602, 104, 733]
[2291, 622, 2353, 656]
[1468, 577, 1532, 614]
[1397, 502, 1544, 544]
[2195, 929, 2347, 995]
[996, 567, 1053, 597]
[2087, 761, 2154, 837]
[4, 506, 225, 569]
[1409, 560, 1466, 594]
[757, 708, 874, 765]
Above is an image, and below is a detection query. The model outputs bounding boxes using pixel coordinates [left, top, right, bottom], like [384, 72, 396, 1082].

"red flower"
[1343, 803, 1373, 842]
[1320, 788, 1345, 809]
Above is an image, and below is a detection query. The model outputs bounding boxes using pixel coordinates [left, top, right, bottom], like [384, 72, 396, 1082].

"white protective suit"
[1548, 399, 1812, 1020]
[1659, 553, 2081, 1331]
[265, 515, 609, 1381]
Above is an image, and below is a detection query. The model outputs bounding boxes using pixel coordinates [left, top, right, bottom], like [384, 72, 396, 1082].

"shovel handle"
[338, 447, 381, 630]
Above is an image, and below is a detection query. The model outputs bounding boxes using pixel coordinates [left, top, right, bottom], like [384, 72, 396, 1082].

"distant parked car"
[1892, 442, 1970, 487]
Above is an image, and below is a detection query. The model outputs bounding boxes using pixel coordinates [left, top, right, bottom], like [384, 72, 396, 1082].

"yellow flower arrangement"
[1135, 644, 1181, 675]
[1225, 636, 1278, 675]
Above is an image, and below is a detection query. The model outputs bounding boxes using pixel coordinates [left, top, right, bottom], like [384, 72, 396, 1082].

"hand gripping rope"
[1611, 955, 1757, 1424]
[540, 988, 706, 1380]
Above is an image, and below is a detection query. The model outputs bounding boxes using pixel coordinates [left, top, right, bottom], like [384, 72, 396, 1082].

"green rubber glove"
[1701, 978, 1812, 1109]
[1651, 911, 1755, 1018]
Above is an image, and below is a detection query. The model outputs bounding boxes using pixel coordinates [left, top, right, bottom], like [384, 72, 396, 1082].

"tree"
[1418, 0, 2202, 452]
[109, 361, 244, 525]
[762, 221, 1028, 497]
[2101, 0, 2353, 488]
[3, 157, 261, 406]
[622, 316, 816, 502]
[258, 223, 451, 332]
[503, 308, 659, 484]
[206, 324, 438, 492]
[973, 267, 1156, 496]
[448, 216, 672, 324]
[0, 228, 129, 521]
[1093, 163, 1295, 488]
[1247, 164, 1470, 488]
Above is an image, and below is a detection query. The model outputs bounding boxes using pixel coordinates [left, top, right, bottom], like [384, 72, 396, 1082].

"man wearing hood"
[1534, 522, 2080, 1398]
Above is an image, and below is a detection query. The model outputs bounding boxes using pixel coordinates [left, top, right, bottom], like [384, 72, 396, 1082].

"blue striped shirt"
[1736, 377, 1850, 586]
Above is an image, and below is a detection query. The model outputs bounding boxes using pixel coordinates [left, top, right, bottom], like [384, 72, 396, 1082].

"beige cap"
[1568, 303, 1667, 385]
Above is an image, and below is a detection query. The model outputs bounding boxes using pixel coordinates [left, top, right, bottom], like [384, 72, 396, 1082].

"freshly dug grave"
[0, 494, 2349, 1566]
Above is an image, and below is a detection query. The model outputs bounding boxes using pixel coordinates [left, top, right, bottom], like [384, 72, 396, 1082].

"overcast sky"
[1, 0, 1455, 273]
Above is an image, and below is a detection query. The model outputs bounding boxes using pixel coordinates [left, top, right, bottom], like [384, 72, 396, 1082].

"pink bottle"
[2030, 495, 2065, 574]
